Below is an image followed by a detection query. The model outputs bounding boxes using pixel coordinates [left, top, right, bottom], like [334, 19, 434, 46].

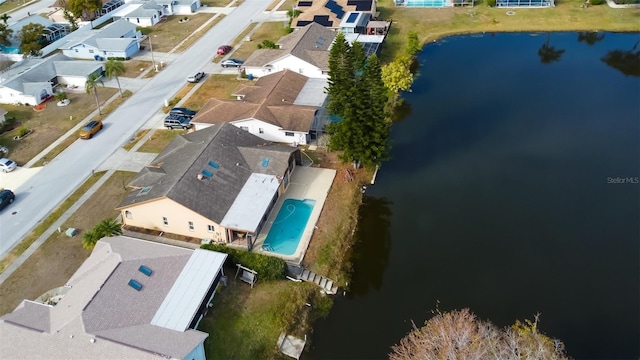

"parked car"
[79, 120, 103, 139]
[0, 189, 15, 211]
[187, 72, 205, 83]
[221, 58, 244, 68]
[217, 45, 232, 55]
[0, 158, 17, 173]
[170, 107, 197, 118]
[164, 115, 193, 130]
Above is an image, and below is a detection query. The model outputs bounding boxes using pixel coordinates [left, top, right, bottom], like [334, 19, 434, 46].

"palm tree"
[95, 219, 123, 237]
[82, 219, 123, 250]
[85, 72, 104, 115]
[538, 33, 565, 64]
[0, 14, 11, 25]
[105, 59, 126, 97]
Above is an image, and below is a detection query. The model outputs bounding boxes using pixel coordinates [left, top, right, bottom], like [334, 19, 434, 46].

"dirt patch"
[0, 171, 136, 316]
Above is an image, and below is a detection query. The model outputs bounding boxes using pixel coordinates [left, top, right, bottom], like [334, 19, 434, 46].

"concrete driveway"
[0, 0, 274, 256]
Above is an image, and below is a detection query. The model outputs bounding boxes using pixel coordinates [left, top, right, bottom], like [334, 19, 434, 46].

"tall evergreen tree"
[325, 32, 352, 118]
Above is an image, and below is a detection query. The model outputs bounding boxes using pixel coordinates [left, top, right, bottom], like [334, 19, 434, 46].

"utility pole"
[149, 35, 157, 72]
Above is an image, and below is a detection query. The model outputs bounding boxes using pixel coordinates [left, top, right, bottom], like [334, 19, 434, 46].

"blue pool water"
[0, 45, 20, 54]
[263, 199, 316, 256]
[405, 0, 447, 6]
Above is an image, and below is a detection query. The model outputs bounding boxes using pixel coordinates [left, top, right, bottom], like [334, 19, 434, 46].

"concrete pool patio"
[253, 166, 336, 264]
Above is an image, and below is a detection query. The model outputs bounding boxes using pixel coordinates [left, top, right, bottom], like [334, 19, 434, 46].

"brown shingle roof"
[192, 70, 317, 132]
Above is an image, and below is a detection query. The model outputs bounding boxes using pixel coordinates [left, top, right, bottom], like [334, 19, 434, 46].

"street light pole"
[148, 35, 157, 72]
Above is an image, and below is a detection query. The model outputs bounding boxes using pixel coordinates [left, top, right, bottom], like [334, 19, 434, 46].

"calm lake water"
[307, 32, 640, 359]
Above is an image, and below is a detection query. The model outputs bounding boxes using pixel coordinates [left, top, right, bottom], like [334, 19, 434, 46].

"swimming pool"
[262, 199, 316, 256]
[403, 0, 447, 6]
[0, 45, 20, 54]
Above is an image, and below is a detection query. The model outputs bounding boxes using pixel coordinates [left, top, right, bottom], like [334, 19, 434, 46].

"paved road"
[0, 0, 273, 256]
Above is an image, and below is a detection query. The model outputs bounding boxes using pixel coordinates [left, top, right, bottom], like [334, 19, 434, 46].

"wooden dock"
[287, 264, 338, 294]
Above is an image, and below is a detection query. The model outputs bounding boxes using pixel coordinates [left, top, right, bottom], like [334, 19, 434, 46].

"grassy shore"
[378, 0, 640, 60]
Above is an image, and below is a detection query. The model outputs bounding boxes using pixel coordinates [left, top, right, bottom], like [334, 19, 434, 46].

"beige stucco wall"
[120, 198, 228, 242]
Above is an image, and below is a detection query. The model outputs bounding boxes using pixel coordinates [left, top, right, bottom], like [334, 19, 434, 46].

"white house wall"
[123, 14, 159, 27]
[233, 119, 308, 145]
[0, 85, 51, 105]
[57, 75, 88, 88]
[245, 54, 328, 79]
[120, 197, 229, 242]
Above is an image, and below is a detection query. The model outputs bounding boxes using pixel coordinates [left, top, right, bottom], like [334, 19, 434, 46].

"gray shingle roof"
[192, 70, 317, 132]
[117, 123, 297, 223]
[0, 236, 215, 359]
[243, 22, 335, 69]
[59, 19, 137, 50]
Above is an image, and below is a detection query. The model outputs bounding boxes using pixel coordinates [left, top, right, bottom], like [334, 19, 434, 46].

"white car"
[0, 158, 17, 173]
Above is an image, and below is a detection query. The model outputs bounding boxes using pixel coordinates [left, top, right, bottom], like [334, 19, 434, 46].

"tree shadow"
[601, 40, 640, 77]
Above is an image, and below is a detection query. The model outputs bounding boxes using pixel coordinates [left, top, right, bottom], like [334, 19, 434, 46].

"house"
[117, 123, 302, 251]
[112, 0, 165, 27]
[0, 236, 227, 360]
[243, 22, 336, 79]
[339, 12, 389, 56]
[293, 0, 376, 29]
[155, 0, 202, 15]
[6, 14, 71, 50]
[191, 70, 327, 145]
[60, 19, 142, 60]
[0, 53, 103, 105]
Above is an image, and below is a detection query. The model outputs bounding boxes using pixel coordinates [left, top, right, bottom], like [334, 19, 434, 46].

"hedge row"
[201, 244, 287, 281]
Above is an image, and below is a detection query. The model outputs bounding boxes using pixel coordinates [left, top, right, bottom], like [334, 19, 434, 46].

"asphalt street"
[0, 0, 273, 256]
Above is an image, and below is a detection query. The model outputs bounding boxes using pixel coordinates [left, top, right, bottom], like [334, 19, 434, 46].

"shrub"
[487, 0, 496, 6]
[590, 0, 605, 4]
[18, 127, 30, 137]
[201, 244, 287, 281]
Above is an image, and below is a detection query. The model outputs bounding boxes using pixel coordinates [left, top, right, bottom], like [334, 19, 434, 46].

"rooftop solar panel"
[313, 15, 333, 26]
[346, 12, 359, 23]
[297, 20, 313, 26]
[297, 1, 313, 5]
[325, 0, 345, 19]
[347, 0, 372, 11]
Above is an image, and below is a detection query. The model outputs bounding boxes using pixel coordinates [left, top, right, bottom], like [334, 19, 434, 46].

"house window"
[162, 217, 168, 226]
[125, 210, 132, 219]
[89, 50, 94, 53]
[188, 221, 194, 231]
[240, 126, 249, 131]
[136, 18, 140, 23]
[285, 132, 294, 137]
[74, 49, 78, 53]
[259, 128, 264, 134]
[208, 225, 215, 233]
[299, 68, 304, 74]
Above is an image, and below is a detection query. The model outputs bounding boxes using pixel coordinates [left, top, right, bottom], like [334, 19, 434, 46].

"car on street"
[170, 107, 197, 118]
[221, 58, 244, 68]
[164, 115, 193, 130]
[79, 120, 103, 139]
[217, 45, 232, 55]
[0, 189, 15, 211]
[0, 158, 17, 173]
[187, 72, 205, 83]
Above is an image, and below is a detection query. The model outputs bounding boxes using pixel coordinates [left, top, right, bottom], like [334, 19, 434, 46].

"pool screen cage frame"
[495, 0, 554, 6]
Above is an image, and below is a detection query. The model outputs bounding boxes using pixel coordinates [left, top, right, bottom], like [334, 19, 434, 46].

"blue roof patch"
[262, 158, 270, 167]
[201, 169, 213, 178]
[138, 265, 152, 276]
[128, 279, 143, 291]
[208, 161, 220, 169]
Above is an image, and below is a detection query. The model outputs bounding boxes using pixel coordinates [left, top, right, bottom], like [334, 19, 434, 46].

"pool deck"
[253, 166, 336, 264]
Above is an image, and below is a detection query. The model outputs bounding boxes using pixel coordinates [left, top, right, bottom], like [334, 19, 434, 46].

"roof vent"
[128, 279, 143, 291]
[197, 173, 204, 180]
[138, 265, 152, 276]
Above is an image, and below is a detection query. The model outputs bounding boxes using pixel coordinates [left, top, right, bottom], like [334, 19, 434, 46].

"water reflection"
[577, 31, 605, 46]
[538, 33, 565, 64]
[346, 195, 392, 297]
[601, 40, 640, 77]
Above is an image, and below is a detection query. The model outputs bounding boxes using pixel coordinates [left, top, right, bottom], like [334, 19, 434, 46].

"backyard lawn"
[138, 14, 217, 53]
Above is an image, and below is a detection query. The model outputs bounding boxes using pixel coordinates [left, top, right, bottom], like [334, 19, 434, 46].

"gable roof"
[243, 22, 335, 70]
[0, 53, 102, 93]
[117, 123, 297, 225]
[192, 70, 318, 132]
[0, 236, 225, 359]
[294, 0, 374, 28]
[59, 19, 138, 51]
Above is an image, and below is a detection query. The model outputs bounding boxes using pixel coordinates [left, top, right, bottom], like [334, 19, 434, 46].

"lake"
[307, 32, 640, 359]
